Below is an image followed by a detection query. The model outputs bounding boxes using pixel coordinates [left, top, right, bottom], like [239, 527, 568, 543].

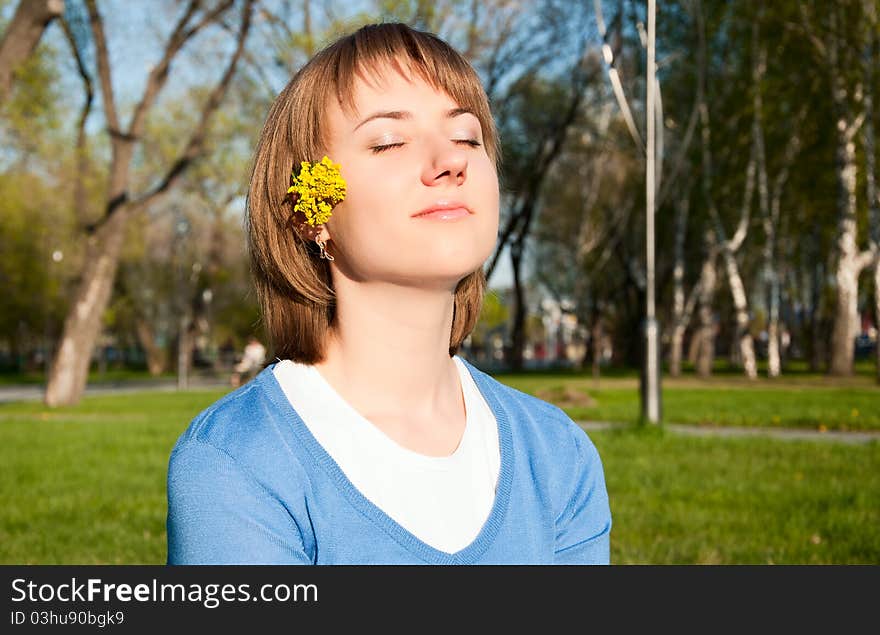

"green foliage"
[0, 170, 76, 356]
[469, 289, 510, 348]
[0, 39, 64, 159]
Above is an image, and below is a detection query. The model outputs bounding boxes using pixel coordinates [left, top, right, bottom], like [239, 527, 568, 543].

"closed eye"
[370, 139, 482, 154]
[370, 142, 405, 154]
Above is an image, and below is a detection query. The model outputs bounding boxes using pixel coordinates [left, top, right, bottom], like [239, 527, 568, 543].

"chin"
[390, 255, 483, 288]
[431, 248, 487, 273]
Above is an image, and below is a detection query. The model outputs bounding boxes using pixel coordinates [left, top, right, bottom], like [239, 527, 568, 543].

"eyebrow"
[353, 107, 476, 132]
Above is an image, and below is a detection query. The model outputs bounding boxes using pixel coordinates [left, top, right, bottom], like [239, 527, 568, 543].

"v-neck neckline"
[297, 355, 474, 469]
[255, 355, 515, 564]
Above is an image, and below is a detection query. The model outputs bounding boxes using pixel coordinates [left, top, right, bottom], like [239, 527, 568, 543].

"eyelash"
[370, 139, 482, 154]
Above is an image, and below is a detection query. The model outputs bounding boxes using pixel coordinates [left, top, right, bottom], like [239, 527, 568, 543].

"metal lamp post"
[174, 211, 190, 391]
[643, 0, 661, 423]
[595, 0, 662, 423]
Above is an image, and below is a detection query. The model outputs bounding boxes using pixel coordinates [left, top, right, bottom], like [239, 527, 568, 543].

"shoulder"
[168, 367, 292, 481]
[459, 358, 601, 466]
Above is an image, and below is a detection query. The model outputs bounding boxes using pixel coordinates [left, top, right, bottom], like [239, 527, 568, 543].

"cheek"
[326, 173, 395, 254]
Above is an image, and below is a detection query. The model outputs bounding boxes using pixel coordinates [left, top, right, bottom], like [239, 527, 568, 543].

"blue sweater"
[166, 358, 612, 565]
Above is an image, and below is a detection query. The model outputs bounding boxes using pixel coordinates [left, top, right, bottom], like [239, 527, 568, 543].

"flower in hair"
[287, 156, 347, 226]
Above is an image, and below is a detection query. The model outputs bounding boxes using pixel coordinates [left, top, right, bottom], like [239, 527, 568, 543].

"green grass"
[0, 368, 178, 386]
[0, 389, 877, 564]
[0, 392, 213, 564]
[591, 425, 879, 564]
[495, 374, 880, 431]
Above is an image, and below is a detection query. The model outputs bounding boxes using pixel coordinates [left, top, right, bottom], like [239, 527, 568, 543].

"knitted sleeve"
[552, 423, 612, 565]
[166, 439, 312, 565]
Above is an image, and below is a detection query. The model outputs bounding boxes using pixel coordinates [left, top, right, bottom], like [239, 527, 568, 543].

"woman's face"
[318, 61, 500, 290]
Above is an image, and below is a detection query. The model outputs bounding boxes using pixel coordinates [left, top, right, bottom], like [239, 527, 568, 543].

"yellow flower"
[287, 156, 347, 226]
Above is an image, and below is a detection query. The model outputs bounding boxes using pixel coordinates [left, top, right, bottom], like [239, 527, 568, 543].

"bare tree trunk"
[875, 264, 880, 382]
[827, 9, 873, 376]
[44, 0, 252, 406]
[0, 0, 63, 100]
[829, 93, 871, 375]
[45, 211, 128, 405]
[807, 254, 826, 373]
[694, 2, 756, 379]
[176, 316, 198, 386]
[699, 102, 757, 379]
[135, 317, 167, 376]
[669, 196, 699, 377]
[670, 196, 687, 377]
[692, 235, 718, 378]
[590, 314, 602, 386]
[751, 28, 782, 378]
[669, 326, 684, 377]
[829, 120, 861, 375]
[722, 249, 757, 378]
[670, 282, 700, 378]
[713, 138, 758, 379]
[863, 0, 880, 383]
[506, 242, 526, 371]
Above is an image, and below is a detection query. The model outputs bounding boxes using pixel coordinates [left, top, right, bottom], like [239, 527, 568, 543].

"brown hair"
[246, 22, 500, 363]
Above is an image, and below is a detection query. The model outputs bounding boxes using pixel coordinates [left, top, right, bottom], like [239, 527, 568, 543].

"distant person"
[166, 23, 611, 565]
[230, 336, 266, 387]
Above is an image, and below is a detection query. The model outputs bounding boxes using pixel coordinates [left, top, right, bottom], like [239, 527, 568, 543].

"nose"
[420, 136, 468, 187]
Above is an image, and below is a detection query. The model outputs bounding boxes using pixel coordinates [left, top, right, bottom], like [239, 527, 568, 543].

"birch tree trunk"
[807, 247, 826, 373]
[694, 2, 756, 379]
[862, 0, 880, 383]
[699, 104, 758, 379]
[669, 196, 689, 377]
[670, 281, 700, 378]
[669, 195, 704, 379]
[827, 9, 874, 376]
[757, 102, 806, 378]
[828, 87, 871, 375]
[694, 244, 718, 378]
[751, 29, 781, 378]
[875, 264, 880, 382]
[721, 246, 757, 379]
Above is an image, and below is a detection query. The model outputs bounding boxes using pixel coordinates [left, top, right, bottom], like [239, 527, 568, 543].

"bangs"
[314, 23, 499, 168]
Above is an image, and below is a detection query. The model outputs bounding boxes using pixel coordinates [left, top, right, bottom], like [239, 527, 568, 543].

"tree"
[44, 0, 255, 406]
[797, 1, 878, 376]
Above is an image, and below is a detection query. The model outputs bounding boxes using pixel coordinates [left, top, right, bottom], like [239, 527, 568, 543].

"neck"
[313, 279, 461, 419]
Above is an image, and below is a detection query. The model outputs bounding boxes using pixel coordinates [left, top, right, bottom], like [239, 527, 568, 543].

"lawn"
[495, 372, 880, 431]
[0, 387, 877, 564]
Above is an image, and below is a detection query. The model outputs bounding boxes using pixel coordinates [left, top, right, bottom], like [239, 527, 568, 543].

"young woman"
[166, 22, 612, 565]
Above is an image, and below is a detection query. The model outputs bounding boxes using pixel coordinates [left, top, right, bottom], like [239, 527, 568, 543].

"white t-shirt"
[272, 355, 501, 554]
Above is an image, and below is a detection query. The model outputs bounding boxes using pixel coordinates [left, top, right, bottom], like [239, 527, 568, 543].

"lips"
[412, 201, 473, 219]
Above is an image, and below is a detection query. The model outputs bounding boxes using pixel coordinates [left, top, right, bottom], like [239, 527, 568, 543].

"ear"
[291, 210, 332, 244]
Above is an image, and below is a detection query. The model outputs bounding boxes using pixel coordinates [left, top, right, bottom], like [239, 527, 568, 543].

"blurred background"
[0, 0, 877, 564]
